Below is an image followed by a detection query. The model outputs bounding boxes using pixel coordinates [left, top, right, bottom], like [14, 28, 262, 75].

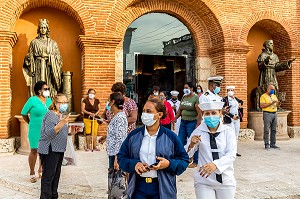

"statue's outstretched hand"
[288, 58, 296, 65]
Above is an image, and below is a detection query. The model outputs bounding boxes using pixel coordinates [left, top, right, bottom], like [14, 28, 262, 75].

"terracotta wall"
[246, 26, 272, 110]
[11, 7, 82, 136]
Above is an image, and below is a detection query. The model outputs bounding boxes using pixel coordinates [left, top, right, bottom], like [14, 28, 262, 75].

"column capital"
[0, 31, 18, 47]
[209, 42, 253, 56]
[77, 35, 122, 50]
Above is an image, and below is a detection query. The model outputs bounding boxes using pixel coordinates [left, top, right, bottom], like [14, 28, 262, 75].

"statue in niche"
[252, 40, 295, 111]
[23, 19, 62, 97]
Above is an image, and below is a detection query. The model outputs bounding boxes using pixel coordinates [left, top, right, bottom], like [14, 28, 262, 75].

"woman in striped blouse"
[38, 93, 80, 199]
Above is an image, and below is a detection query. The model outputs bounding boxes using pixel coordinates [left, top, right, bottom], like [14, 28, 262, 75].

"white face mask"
[43, 90, 50, 98]
[88, 94, 95, 99]
[141, 113, 158, 126]
[228, 91, 234, 96]
[153, 92, 159, 96]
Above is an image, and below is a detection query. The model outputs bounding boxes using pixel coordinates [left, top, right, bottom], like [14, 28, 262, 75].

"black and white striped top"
[38, 111, 68, 154]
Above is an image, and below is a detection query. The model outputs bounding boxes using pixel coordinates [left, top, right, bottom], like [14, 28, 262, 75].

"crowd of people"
[20, 76, 281, 199]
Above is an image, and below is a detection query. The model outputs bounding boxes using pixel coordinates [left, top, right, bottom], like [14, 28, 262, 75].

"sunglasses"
[43, 88, 50, 91]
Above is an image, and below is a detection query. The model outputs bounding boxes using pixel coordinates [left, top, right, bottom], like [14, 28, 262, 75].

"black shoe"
[265, 144, 270, 149]
[236, 153, 241, 157]
[270, 145, 280, 149]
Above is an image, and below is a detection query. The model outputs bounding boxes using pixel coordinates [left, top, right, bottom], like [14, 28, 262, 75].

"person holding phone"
[222, 86, 243, 156]
[38, 93, 80, 199]
[118, 98, 189, 199]
[186, 101, 237, 199]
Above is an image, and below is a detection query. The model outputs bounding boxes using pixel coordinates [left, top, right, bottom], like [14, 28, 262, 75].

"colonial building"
[0, 0, 300, 144]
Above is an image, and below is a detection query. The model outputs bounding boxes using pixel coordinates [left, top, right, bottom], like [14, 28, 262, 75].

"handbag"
[108, 168, 128, 199]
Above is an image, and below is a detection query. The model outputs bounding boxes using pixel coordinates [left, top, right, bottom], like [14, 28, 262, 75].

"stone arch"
[0, 0, 96, 35]
[240, 11, 297, 49]
[108, 0, 230, 57]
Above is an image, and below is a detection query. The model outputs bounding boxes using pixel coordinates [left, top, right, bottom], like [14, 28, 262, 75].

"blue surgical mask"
[204, 115, 220, 129]
[183, 89, 191, 95]
[59, 104, 68, 113]
[213, 86, 221, 94]
[197, 89, 202, 93]
[269, 90, 275, 95]
[106, 102, 111, 111]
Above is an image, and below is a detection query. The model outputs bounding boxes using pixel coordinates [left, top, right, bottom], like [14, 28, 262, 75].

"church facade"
[0, 0, 300, 139]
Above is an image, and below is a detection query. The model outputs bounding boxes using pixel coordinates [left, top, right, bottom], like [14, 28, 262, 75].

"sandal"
[30, 175, 37, 183]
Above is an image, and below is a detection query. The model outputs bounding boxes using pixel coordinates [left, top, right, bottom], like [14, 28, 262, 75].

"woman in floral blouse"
[106, 92, 128, 169]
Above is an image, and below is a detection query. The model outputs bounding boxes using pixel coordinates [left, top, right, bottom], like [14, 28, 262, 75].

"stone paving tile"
[0, 139, 300, 198]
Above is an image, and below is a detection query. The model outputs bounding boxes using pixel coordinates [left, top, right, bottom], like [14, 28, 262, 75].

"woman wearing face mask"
[222, 86, 243, 156]
[106, 92, 128, 170]
[174, 82, 202, 168]
[148, 85, 160, 100]
[196, 85, 203, 97]
[185, 101, 237, 199]
[159, 91, 175, 130]
[118, 98, 189, 199]
[81, 89, 101, 151]
[38, 93, 80, 199]
[21, 80, 52, 183]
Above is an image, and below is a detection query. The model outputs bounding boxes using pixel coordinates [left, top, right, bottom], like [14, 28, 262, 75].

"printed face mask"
[204, 115, 220, 129]
[141, 112, 158, 126]
[183, 89, 191, 95]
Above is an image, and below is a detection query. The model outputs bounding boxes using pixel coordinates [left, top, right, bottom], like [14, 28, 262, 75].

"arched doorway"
[246, 19, 292, 112]
[11, 7, 83, 136]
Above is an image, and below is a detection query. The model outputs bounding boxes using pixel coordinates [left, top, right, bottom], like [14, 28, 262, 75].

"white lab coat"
[185, 121, 237, 188]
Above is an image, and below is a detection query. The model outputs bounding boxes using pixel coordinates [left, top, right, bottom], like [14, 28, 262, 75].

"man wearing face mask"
[199, 76, 223, 104]
[222, 86, 243, 156]
[260, 83, 280, 149]
[167, 90, 181, 134]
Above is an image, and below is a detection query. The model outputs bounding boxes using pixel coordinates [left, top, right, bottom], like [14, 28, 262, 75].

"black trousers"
[40, 145, 64, 199]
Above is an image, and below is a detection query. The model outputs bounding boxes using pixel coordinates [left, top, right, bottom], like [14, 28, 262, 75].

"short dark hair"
[34, 81, 47, 95]
[88, 89, 95, 94]
[110, 92, 124, 110]
[111, 82, 126, 95]
[152, 85, 160, 92]
[160, 91, 168, 97]
[147, 98, 166, 119]
[186, 82, 196, 92]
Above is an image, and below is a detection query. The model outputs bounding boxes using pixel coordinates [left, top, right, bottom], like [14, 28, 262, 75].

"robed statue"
[23, 19, 62, 97]
[252, 40, 295, 110]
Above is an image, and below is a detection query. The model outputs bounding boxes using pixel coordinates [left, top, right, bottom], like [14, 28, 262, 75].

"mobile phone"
[149, 162, 159, 168]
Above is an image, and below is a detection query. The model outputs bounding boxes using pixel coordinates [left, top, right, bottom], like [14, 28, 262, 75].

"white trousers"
[227, 119, 240, 142]
[195, 185, 236, 199]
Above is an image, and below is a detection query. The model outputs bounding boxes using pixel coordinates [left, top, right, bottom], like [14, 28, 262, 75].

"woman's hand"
[60, 113, 70, 124]
[151, 157, 170, 170]
[134, 162, 149, 175]
[114, 157, 119, 170]
[69, 126, 81, 135]
[199, 162, 217, 178]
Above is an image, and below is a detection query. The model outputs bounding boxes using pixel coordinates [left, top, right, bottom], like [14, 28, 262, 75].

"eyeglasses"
[57, 101, 69, 104]
[43, 88, 50, 91]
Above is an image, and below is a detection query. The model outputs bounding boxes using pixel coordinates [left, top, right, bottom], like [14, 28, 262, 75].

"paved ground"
[0, 139, 300, 199]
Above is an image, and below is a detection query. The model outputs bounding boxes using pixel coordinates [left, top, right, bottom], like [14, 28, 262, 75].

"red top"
[160, 100, 175, 125]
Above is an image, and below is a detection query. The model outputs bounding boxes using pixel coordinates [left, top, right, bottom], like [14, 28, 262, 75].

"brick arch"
[112, 0, 228, 57]
[240, 11, 297, 49]
[0, 0, 96, 35]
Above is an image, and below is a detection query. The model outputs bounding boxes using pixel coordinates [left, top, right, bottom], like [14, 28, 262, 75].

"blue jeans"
[178, 119, 198, 164]
[132, 178, 159, 199]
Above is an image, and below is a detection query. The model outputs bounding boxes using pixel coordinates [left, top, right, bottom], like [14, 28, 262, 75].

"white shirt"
[199, 89, 223, 105]
[185, 121, 237, 187]
[139, 127, 159, 177]
[228, 96, 239, 115]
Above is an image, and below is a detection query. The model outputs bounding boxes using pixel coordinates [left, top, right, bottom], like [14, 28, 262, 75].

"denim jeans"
[178, 119, 198, 164]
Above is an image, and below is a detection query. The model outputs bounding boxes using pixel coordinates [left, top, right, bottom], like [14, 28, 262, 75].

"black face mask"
[171, 98, 178, 102]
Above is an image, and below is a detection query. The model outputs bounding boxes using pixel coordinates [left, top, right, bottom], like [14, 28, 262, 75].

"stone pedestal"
[14, 115, 30, 155]
[15, 114, 80, 155]
[248, 111, 291, 141]
[0, 137, 15, 153]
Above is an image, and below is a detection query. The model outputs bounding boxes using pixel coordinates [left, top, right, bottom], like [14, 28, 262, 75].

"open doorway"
[123, 13, 195, 121]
